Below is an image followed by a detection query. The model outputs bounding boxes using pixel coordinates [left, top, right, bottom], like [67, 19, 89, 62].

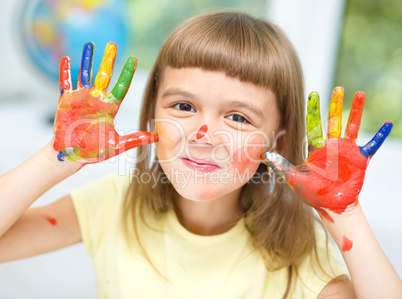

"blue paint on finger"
[360, 121, 393, 158]
[80, 42, 94, 88]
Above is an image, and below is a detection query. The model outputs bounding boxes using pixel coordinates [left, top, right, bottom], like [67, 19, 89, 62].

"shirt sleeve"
[292, 225, 349, 298]
[70, 173, 131, 257]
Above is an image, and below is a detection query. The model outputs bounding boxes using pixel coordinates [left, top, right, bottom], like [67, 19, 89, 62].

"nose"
[196, 124, 208, 140]
[188, 121, 227, 147]
[187, 121, 230, 164]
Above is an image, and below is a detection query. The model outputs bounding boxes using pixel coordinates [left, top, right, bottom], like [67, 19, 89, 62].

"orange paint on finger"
[327, 87, 344, 138]
[42, 214, 58, 226]
[342, 235, 353, 252]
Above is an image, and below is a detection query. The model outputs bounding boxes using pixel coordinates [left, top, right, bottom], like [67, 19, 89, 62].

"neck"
[174, 189, 243, 236]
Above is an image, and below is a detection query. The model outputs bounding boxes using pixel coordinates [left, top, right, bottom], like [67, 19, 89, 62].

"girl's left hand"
[261, 86, 392, 221]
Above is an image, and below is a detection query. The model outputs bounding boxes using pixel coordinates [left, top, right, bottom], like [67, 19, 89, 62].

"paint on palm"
[53, 42, 158, 164]
[261, 87, 392, 218]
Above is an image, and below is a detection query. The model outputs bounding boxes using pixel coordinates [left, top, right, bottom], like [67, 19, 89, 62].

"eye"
[172, 103, 195, 112]
[226, 114, 251, 124]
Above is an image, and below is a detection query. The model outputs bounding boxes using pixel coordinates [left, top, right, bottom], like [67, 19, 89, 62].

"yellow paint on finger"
[94, 42, 117, 92]
[327, 86, 344, 138]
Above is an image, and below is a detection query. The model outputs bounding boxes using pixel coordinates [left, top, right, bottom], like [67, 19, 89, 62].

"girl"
[0, 10, 401, 299]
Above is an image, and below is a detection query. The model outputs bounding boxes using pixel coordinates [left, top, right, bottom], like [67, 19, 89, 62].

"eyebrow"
[161, 88, 265, 120]
[228, 100, 265, 121]
[161, 88, 197, 100]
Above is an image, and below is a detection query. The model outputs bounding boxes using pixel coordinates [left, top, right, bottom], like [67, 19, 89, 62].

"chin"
[173, 178, 244, 202]
[172, 182, 225, 202]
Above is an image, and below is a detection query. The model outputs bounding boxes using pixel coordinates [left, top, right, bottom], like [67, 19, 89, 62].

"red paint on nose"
[196, 124, 208, 139]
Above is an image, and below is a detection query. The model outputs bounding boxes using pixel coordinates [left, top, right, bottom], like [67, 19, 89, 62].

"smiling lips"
[181, 157, 221, 172]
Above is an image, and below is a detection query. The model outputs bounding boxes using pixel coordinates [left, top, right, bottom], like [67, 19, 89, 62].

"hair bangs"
[158, 11, 288, 92]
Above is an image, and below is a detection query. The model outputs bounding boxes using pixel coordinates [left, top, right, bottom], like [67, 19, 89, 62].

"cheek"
[227, 135, 265, 177]
[155, 121, 182, 160]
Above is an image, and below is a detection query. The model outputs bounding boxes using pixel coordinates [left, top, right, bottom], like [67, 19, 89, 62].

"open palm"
[262, 87, 392, 219]
[53, 42, 158, 164]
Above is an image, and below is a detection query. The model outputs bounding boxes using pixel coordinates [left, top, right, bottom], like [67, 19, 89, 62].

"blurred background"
[0, 0, 401, 298]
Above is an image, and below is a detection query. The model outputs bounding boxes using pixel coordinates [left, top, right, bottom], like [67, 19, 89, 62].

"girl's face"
[154, 67, 280, 202]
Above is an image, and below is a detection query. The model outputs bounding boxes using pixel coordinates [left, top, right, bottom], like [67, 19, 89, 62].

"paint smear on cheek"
[42, 215, 58, 226]
[228, 135, 264, 175]
[342, 235, 353, 252]
[155, 122, 176, 160]
[246, 135, 265, 161]
[155, 122, 174, 145]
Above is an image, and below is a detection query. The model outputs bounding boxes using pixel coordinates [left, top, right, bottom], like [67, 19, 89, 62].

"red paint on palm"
[53, 88, 157, 163]
[284, 138, 368, 214]
[262, 88, 392, 218]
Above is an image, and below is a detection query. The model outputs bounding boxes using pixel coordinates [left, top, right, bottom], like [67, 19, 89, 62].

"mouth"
[181, 157, 221, 172]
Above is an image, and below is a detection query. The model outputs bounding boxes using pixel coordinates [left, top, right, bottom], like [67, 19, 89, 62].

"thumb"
[261, 152, 296, 181]
[116, 131, 158, 154]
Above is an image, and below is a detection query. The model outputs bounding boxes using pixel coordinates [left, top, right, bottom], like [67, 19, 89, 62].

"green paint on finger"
[307, 92, 325, 149]
[111, 56, 137, 102]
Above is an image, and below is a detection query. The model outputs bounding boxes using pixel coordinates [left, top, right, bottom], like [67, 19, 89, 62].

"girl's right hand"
[53, 42, 158, 165]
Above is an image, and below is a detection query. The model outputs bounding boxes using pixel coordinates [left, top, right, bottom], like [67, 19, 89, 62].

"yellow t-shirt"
[70, 173, 348, 299]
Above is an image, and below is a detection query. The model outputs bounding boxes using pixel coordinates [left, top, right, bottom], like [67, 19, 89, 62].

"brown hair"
[123, 10, 318, 297]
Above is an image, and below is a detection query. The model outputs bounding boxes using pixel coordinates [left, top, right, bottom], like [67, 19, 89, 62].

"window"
[334, 0, 402, 139]
[126, 0, 267, 69]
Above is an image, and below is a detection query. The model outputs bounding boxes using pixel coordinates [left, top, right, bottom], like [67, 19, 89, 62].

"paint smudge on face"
[196, 187, 218, 201]
[228, 135, 265, 176]
[42, 215, 58, 226]
[196, 124, 208, 139]
[342, 235, 353, 252]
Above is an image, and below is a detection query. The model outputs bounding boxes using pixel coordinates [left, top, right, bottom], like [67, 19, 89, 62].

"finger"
[261, 152, 296, 182]
[327, 86, 344, 139]
[93, 42, 118, 93]
[115, 131, 159, 154]
[360, 121, 393, 158]
[344, 92, 365, 142]
[59, 56, 72, 96]
[78, 42, 94, 89]
[111, 56, 137, 105]
[307, 92, 325, 150]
